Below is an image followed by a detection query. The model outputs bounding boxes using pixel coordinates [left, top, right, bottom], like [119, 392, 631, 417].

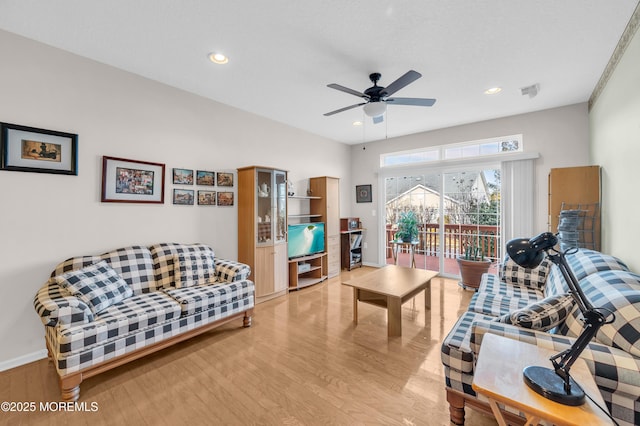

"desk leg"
[353, 288, 359, 325]
[487, 399, 507, 426]
[387, 296, 402, 337]
[424, 282, 431, 310]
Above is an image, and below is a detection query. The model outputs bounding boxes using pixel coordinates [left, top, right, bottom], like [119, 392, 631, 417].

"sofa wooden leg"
[243, 312, 252, 327]
[60, 374, 82, 402]
[446, 389, 466, 425]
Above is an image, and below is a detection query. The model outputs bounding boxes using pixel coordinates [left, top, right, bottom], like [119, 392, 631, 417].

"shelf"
[288, 252, 327, 291]
[287, 214, 322, 219]
[296, 276, 328, 289]
[288, 195, 322, 200]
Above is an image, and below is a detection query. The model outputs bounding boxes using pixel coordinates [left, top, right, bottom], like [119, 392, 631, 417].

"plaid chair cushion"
[559, 270, 640, 358]
[500, 255, 551, 289]
[163, 280, 254, 316]
[495, 293, 575, 332]
[50, 246, 157, 294]
[565, 249, 629, 281]
[468, 290, 542, 317]
[149, 243, 215, 289]
[54, 261, 133, 314]
[173, 252, 218, 288]
[56, 292, 182, 356]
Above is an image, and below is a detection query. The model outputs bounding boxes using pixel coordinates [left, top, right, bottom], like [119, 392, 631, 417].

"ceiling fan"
[324, 70, 436, 123]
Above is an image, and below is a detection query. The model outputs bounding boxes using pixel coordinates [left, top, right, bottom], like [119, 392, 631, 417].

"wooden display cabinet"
[238, 166, 288, 303]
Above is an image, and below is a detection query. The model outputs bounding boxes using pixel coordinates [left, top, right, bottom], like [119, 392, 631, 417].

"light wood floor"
[0, 267, 498, 425]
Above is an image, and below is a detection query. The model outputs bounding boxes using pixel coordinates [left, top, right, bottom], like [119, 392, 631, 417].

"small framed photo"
[198, 190, 216, 205]
[173, 168, 193, 185]
[196, 170, 215, 186]
[217, 191, 234, 206]
[356, 184, 372, 203]
[101, 156, 165, 203]
[173, 189, 194, 205]
[216, 172, 234, 187]
[1, 122, 78, 175]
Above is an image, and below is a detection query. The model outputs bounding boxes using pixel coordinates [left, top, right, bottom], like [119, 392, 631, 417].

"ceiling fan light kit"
[363, 102, 387, 117]
[324, 70, 436, 123]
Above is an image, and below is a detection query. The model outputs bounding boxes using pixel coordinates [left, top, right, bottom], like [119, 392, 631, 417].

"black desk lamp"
[506, 232, 615, 405]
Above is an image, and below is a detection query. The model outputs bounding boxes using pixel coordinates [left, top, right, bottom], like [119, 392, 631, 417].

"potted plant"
[396, 210, 419, 242]
[456, 242, 492, 290]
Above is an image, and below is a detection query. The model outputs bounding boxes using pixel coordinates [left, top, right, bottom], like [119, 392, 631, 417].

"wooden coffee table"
[342, 265, 439, 336]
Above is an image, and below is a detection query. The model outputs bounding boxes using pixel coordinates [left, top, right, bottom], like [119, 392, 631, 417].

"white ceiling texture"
[0, 1, 638, 144]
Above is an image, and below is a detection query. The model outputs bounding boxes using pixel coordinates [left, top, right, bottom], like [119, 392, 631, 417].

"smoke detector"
[521, 84, 540, 98]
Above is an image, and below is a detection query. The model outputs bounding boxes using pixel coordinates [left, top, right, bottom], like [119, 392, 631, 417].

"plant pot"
[456, 257, 492, 290]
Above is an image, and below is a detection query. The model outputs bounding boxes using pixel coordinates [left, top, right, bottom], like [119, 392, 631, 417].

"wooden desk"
[342, 265, 438, 336]
[473, 333, 612, 426]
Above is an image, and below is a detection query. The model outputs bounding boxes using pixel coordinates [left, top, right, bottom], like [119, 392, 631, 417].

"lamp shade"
[363, 101, 386, 117]
[506, 238, 545, 268]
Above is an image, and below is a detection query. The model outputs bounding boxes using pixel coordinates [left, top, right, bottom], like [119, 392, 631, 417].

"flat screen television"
[288, 222, 325, 259]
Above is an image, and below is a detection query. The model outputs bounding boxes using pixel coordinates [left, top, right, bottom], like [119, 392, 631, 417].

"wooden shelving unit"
[341, 229, 364, 270]
[288, 252, 327, 290]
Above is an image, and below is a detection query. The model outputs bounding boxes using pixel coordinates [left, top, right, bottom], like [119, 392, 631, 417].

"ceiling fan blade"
[323, 102, 367, 116]
[386, 97, 436, 107]
[372, 115, 384, 124]
[327, 83, 369, 99]
[380, 70, 422, 97]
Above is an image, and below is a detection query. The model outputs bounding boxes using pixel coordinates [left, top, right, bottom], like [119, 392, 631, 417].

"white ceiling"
[0, 1, 637, 144]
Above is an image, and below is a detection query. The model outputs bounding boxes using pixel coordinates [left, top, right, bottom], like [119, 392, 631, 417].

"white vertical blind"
[501, 158, 535, 251]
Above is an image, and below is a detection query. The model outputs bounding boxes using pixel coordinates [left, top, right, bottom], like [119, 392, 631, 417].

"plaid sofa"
[34, 243, 254, 401]
[441, 248, 640, 426]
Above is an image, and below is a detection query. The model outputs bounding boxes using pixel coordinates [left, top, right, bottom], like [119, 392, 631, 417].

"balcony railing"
[386, 223, 500, 261]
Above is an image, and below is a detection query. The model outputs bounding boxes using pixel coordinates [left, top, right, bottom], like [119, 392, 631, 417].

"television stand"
[289, 252, 327, 291]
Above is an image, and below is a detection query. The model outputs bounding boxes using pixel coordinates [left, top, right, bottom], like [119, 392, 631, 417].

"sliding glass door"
[384, 168, 501, 277]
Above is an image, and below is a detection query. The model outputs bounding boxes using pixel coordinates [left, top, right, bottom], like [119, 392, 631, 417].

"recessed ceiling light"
[352, 121, 363, 126]
[208, 52, 229, 64]
[484, 87, 502, 95]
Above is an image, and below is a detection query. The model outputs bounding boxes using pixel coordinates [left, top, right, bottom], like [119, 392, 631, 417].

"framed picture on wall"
[0, 122, 78, 175]
[196, 170, 215, 186]
[173, 189, 194, 205]
[217, 191, 234, 206]
[101, 156, 165, 203]
[216, 172, 234, 187]
[173, 168, 193, 185]
[198, 190, 216, 205]
[356, 184, 372, 203]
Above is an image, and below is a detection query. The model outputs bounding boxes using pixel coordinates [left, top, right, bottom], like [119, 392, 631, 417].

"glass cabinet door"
[274, 170, 287, 243]
[257, 170, 273, 245]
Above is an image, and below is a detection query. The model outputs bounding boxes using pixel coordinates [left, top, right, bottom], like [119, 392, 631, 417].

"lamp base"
[523, 366, 585, 406]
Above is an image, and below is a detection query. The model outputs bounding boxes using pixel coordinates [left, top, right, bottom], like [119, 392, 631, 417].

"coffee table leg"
[353, 288, 358, 324]
[424, 282, 431, 310]
[387, 296, 402, 336]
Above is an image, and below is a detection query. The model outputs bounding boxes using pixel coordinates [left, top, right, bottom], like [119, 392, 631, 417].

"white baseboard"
[0, 349, 48, 372]
[362, 261, 383, 268]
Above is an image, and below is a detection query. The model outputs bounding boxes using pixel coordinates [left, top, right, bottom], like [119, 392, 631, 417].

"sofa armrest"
[33, 283, 94, 327]
[470, 320, 640, 394]
[215, 258, 251, 282]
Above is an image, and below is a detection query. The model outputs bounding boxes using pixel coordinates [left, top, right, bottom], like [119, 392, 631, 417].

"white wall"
[590, 26, 640, 271]
[349, 103, 590, 266]
[0, 30, 351, 367]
